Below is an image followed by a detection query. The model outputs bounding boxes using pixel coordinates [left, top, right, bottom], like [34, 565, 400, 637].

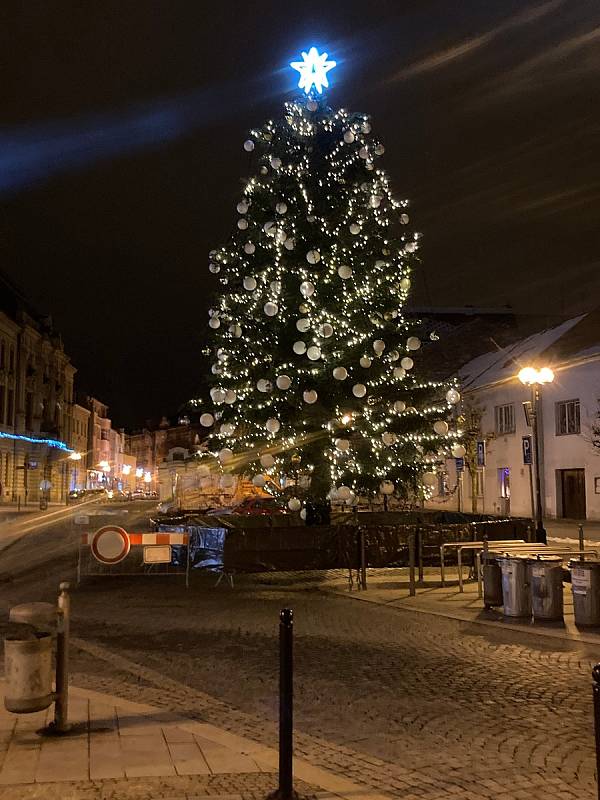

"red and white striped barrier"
[77, 526, 190, 586]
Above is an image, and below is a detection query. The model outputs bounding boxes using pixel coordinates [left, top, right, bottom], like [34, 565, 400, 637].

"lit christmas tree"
[196, 48, 463, 515]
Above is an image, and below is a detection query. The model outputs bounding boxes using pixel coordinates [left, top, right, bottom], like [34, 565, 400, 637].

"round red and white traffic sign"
[90, 526, 130, 564]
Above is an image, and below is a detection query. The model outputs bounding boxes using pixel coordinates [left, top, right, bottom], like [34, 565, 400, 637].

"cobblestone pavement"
[57, 574, 597, 800]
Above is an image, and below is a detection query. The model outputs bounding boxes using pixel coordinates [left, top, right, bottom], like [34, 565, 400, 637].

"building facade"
[427, 313, 600, 521]
[0, 277, 76, 505]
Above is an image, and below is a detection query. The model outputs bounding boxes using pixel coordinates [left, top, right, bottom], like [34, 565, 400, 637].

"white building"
[427, 312, 600, 521]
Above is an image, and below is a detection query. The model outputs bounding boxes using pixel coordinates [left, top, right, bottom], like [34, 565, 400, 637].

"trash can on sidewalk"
[498, 555, 531, 618]
[4, 601, 56, 714]
[569, 559, 600, 627]
[528, 556, 564, 622]
[483, 558, 503, 608]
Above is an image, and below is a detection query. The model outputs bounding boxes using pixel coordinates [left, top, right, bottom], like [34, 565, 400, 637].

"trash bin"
[4, 601, 56, 714]
[498, 555, 531, 617]
[569, 559, 600, 626]
[528, 556, 564, 621]
[4, 626, 53, 713]
[483, 559, 503, 608]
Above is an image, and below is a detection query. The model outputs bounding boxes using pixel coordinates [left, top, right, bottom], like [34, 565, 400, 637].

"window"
[556, 399, 580, 435]
[495, 403, 515, 434]
[101, 429, 109, 441]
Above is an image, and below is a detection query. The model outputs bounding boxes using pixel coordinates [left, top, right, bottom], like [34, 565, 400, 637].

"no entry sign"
[90, 526, 130, 564]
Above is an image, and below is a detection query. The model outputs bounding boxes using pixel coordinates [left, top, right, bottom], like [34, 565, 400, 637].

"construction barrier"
[77, 527, 190, 587]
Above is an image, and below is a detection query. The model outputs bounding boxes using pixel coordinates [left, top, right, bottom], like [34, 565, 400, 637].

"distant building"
[70, 403, 91, 491]
[427, 310, 600, 521]
[0, 272, 75, 504]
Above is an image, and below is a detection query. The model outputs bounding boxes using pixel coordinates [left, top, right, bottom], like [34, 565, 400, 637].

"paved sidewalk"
[321, 565, 600, 646]
[0, 681, 386, 800]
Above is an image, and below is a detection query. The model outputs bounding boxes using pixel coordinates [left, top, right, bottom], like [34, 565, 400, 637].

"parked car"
[207, 495, 287, 516]
[130, 489, 146, 500]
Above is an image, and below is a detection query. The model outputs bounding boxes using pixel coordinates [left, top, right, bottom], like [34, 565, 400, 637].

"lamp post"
[518, 366, 554, 543]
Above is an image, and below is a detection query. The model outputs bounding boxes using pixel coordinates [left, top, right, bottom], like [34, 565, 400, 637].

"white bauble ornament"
[252, 474, 266, 488]
[229, 324, 242, 338]
[306, 249, 321, 264]
[307, 345, 321, 361]
[373, 339, 386, 353]
[349, 223, 361, 234]
[451, 444, 466, 458]
[306, 99, 318, 111]
[360, 356, 372, 368]
[338, 265, 352, 279]
[406, 406, 417, 414]
[220, 474, 235, 489]
[243, 276, 257, 291]
[333, 367, 348, 381]
[243, 139, 254, 152]
[400, 213, 409, 224]
[343, 129, 355, 143]
[299, 303, 309, 313]
[270, 156, 282, 169]
[237, 200, 249, 214]
[401, 357, 414, 370]
[300, 280, 315, 297]
[380, 480, 394, 495]
[256, 379, 272, 393]
[276, 202, 287, 214]
[210, 386, 223, 401]
[359, 147, 368, 159]
[423, 472, 437, 487]
[209, 317, 220, 329]
[284, 237, 295, 250]
[264, 302, 278, 316]
[218, 448, 233, 464]
[382, 432, 397, 446]
[270, 280, 282, 293]
[266, 418, 281, 434]
[303, 389, 318, 404]
[200, 413, 214, 427]
[293, 341, 307, 355]
[300, 508, 307, 521]
[394, 400, 406, 413]
[296, 318, 310, 332]
[433, 420, 449, 435]
[288, 497, 302, 512]
[237, 218, 248, 230]
[335, 438, 350, 452]
[389, 350, 400, 362]
[362, 121, 371, 133]
[275, 228, 287, 244]
[352, 383, 367, 398]
[394, 367, 406, 379]
[320, 323, 333, 338]
[224, 390, 237, 404]
[260, 453, 275, 468]
[220, 422, 235, 436]
[276, 375, 291, 390]
[337, 485, 352, 501]
[400, 277, 411, 290]
[209, 263, 220, 273]
[430, 331, 439, 341]
[405, 242, 417, 253]
[407, 337, 421, 351]
[244, 242, 255, 255]
[369, 195, 382, 208]
[263, 220, 276, 235]
[211, 364, 221, 375]
[446, 388, 461, 404]
[260, 166, 268, 175]
[375, 143, 385, 155]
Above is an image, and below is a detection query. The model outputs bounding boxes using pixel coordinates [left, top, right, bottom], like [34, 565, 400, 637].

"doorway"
[498, 467, 510, 516]
[558, 468, 586, 519]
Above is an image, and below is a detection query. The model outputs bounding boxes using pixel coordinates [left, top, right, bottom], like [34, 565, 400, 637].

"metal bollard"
[593, 663, 600, 799]
[358, 528, 367, 591]
[417, 527, 424, 585]
[52, 582, 71, 733]
[272, 609, 295, 800]
[408, 532, 416, 597]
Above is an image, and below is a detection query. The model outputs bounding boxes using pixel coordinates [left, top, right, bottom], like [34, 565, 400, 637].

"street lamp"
[518, 366, 554, 543]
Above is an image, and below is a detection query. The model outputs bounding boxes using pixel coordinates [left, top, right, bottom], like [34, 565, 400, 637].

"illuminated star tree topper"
[290, 46, 337, 94]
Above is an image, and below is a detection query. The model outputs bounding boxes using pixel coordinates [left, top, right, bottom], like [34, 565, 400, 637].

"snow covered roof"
[460, 311, 600, 390]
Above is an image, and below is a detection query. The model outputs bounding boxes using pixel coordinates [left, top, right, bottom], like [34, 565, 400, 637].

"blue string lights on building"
[0, 431, 72, 452]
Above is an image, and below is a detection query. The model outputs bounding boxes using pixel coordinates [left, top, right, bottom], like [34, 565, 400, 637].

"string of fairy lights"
[192, 80, 464, 512]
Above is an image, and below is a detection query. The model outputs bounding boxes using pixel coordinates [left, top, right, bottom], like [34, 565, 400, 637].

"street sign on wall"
[455, 457, 464, 472]
[522, 435, 533, 465]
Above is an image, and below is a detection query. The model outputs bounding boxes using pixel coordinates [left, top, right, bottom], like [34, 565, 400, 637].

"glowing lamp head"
[122, 464, 132, 475]
[69, 451, 82, 461]
[290, 46, 336, 95]
[143, 471, 152, 484]
[518, 366, 554, 385]
[135, 467, 144, 479]
[538, 367, 554, 384]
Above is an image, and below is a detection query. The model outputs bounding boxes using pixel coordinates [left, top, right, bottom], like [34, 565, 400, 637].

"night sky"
[3, 1, 600, 428]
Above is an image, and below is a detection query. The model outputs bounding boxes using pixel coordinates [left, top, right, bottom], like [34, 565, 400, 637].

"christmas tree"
[197, 48, 463, 513]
